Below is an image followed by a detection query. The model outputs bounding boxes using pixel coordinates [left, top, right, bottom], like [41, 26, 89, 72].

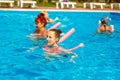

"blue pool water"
[0, 10, 120, 80]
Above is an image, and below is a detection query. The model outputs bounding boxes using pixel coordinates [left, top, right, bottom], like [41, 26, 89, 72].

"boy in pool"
[44, 29, 84, 62]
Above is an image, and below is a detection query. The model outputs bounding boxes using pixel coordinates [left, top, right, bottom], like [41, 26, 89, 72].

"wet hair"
[49, 29, 62, 39]
[103, 24, 107, 31]
[35, 13, 47, 27]
[101, 20, 108, 25]
[101, 16, 110, 25]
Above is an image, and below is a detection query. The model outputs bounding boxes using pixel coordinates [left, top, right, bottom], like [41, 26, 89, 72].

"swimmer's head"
[41, 10, 49, 19]
[101, 20, 108, 25]
[46, 29, 62, 46]
[101, 16, 111, 25]
[35, 13, 47, 27]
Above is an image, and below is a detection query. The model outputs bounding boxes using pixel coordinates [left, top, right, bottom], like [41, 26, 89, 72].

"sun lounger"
[18, 0, 37, 8]
[90, 2, 106, 9]
[56, 0, 76, 9]
[110, 3, 120, 9]
[83, 2, 90, 8]
[83, 2, 106, 9]
[0, 0, 14, 7]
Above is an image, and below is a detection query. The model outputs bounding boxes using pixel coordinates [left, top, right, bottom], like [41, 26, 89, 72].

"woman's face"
[46, 31, 58, 46]
[36, 22, 44, 29]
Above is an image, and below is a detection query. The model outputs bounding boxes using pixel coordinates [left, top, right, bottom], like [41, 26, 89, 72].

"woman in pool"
[34, 13, 48, 38]
[41, 11, 58, 23]
[97, 20, 112, 33]
[44, 29, 84, 62]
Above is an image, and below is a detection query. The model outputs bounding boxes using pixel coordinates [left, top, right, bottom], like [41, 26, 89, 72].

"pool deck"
[0, 7, 120, 12]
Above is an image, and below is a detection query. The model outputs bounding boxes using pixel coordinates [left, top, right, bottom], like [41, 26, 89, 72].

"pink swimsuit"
[43, 46, 60, 53]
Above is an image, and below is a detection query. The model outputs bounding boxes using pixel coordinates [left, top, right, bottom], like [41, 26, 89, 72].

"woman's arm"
[59, 47, 78, 63]
[48, 17, 59, 23]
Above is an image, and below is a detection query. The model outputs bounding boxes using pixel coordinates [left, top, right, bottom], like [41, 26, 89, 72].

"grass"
[37, 3, 55, 7]
[0, 1, 120, 10]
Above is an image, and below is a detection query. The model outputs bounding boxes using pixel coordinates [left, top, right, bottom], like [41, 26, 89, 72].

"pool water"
[0, 10, 120, 80]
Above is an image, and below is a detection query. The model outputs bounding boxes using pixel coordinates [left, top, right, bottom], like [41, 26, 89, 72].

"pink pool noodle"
[58, 28, 75, 43]
[68, 43, 84, 51]
[48, 22, 61, 30]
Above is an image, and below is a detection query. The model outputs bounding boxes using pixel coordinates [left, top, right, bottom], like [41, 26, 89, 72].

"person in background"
[97, 20, 111, 33]
[34, 13, 48, 38]
[41, 11, 59, 23]
[97, 16, 113, 33]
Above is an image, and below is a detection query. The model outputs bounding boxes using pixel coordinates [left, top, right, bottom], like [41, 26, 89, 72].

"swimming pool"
[0, 10, 120, 80]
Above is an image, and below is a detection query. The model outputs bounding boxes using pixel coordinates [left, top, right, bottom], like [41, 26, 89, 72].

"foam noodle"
[110, 25, 114, 32]
[48, 22, 61, 30]
[68, 43, 84, 51]
[58, 28, 75, 43]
